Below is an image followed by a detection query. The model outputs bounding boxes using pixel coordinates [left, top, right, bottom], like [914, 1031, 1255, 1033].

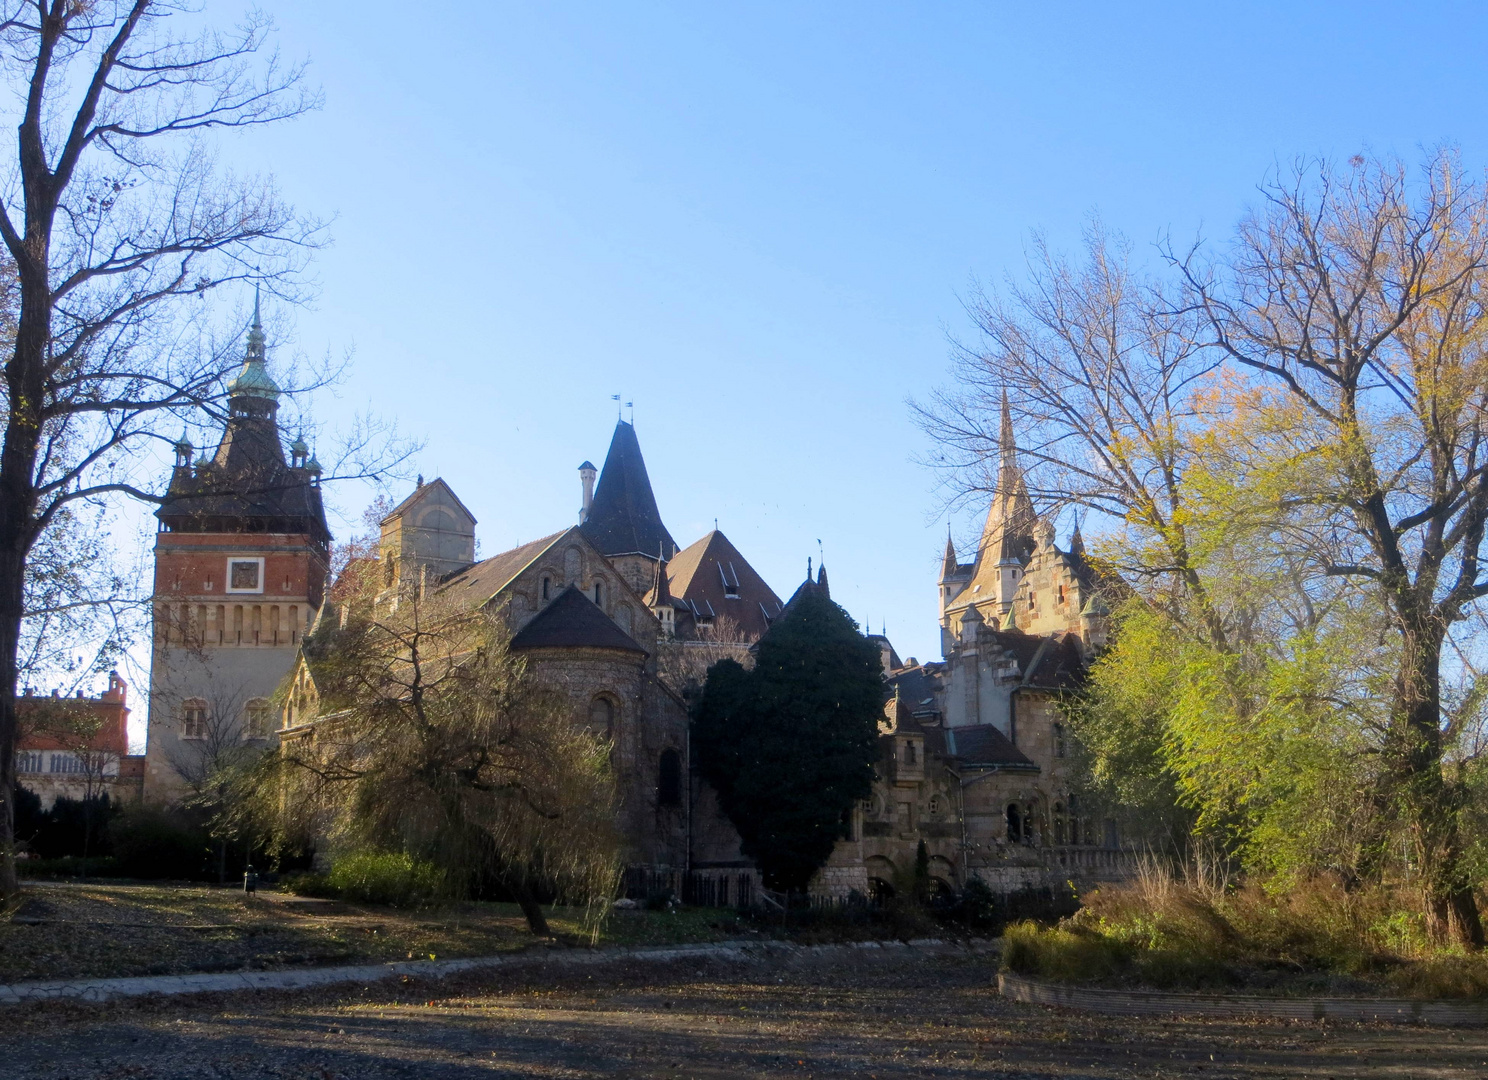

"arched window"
[587, 695, 615, 739]
[1068, 793, 1080, 845]
[594, 581, 603, 607]
[1053, 802, 1066, 846]
[1054, 722, 1067, 759]
[181, 700, 208, 740]
[1006, 803, 1022, 843]
[658, 748, 682, 807]
[541, 576, 551, 601]
[383, 552, 396, 586]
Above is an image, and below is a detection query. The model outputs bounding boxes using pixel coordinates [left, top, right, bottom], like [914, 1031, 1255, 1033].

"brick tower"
[143, 296, 330, 800]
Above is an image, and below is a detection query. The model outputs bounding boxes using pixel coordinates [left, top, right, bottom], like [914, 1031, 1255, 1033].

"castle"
[144, 308, 1125, 900]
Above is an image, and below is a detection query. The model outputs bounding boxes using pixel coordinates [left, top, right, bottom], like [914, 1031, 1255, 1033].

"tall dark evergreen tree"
[694, 591, 883, 893]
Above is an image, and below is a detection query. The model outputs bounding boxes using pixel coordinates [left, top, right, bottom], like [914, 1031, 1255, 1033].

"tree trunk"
[512, 882, 550, 936]
[1394, 622, 1484, 948]
[0, 525, 33, 902]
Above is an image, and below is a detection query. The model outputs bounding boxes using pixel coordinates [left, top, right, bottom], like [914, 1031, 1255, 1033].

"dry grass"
[1004, 864, 1488, 998]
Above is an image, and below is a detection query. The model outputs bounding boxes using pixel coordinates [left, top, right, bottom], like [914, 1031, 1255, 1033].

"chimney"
[578, 461, 597, 523]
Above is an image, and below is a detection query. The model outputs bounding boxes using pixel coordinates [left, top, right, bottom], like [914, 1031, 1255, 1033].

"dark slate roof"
[888, 665, 938, 715]
[509, 585, 646, 655]
[943, 724, 1036, 768]
[665, 530, 783, 642]
[436, 531, 565, 606]
[156, 412, 329, 542]
[578, 421, 678, 560]
[981, 629, 1087, 691]
[779, 560, 831, 619]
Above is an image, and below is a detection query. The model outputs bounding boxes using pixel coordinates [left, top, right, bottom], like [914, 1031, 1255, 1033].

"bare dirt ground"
[4, 947, 1487, 1078]
[1, 883, 737, 983]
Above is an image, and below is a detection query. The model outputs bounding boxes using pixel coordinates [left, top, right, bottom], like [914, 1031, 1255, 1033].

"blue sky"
[181, 0, 1488, 673]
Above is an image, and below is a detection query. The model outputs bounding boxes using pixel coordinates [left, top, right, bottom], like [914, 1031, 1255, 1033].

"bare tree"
[655, 613, 752, 700]
[914, 222, 1231, 644]
[154, 643, 263, 882]
[0, 3, 418, 900]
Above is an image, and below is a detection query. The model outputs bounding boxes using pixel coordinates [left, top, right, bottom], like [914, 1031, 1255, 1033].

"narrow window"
[215, 605, 225, 644]
[233, 605, 244, 644]
[182, 700, 208, 740]
[587, 696, 615, 739]
[288, 605, 298, 644]
[1006, 804, 1022, 843]
[1054, 722, 1067, 759]
[658, 748, 682, 807]
[245, 698, 271, 738]
[541, 576, 551, 601]
[594, 581, 603, 607]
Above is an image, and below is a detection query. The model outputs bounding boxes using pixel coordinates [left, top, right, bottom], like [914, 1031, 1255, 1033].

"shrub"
[110, 804, 213, 879]
[279, 871, 337, 898]
[323, 851, 445, 908]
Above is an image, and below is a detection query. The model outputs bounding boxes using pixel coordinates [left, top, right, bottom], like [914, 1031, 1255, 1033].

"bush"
[110, 804, 212, 879]
[18, 855, 123, 879]
[307, 852, 446, 908]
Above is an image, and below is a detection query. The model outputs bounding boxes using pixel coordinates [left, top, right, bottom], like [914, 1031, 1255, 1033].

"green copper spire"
[227, 286, 281, 401]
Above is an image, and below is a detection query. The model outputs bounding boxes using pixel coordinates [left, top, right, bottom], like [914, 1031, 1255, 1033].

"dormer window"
[719, 562, 741, 599]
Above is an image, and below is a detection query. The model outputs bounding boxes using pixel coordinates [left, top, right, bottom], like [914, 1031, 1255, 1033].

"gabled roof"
[510, 585, 646, 655]
[382, 477, 478, 527]
[578, 421, 678, 560]
[436, 531, 566, 606]
[665, 530, 783, 641]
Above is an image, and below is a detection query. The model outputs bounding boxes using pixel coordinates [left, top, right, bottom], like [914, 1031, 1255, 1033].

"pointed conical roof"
[645, 551, 672, 608]
[941, 529, 959, 578]
[509, 584, 646, 655]
[578, 420, 678, 560]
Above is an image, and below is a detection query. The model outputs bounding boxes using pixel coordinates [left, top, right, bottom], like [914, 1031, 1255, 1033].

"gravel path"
[5, 946, 1487, 1078]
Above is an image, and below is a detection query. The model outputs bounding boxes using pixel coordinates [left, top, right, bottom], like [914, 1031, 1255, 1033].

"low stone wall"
[998, 972, 1488, 1027]
[809, 863, 869, 901]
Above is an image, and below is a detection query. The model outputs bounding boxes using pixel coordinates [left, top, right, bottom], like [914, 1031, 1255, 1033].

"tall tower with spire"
[144, 296, 331, 801]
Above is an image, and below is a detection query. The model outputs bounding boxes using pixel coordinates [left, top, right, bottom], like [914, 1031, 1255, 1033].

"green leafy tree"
[693, 592, 882, 894]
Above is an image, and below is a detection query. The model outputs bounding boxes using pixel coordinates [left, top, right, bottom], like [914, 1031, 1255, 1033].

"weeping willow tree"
[261, 578, 620, 936]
